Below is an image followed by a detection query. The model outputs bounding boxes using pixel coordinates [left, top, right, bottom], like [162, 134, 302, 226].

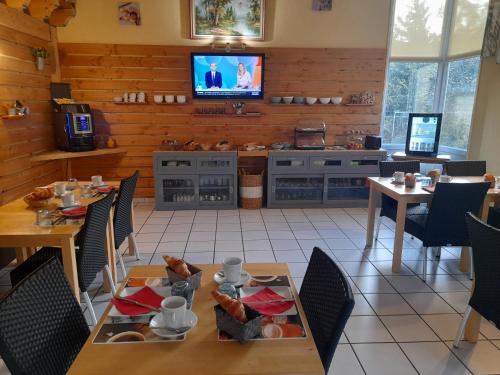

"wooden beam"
[28, 0, 60, 20]
[4, 0, 31, 10]
[0, 3, 50, 40]
[48, 1, 75, 27]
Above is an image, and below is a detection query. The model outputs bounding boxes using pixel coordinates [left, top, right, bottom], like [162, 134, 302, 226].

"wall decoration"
[118, 2, 141, 26]
[312, 0, 332, 11]
[482, 0, 500, 57]
[191, 0, 264, 40]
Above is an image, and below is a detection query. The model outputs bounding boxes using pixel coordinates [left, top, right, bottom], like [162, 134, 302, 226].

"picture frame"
[190, 0, 265, 40]
[118, 2, 141, 26]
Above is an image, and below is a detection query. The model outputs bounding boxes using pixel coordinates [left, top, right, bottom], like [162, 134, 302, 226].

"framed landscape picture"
[191, 0, 264, 40]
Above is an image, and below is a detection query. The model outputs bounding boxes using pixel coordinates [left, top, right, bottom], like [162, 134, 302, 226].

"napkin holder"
[166, 262, 202, 289]
[214, 304, 263, 343]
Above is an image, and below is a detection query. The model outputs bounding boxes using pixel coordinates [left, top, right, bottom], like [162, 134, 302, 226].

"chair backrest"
[445, 160, 486, 176]
[0, 257, 90, 375]
[465, 213, 500, 329]
[379, 160, 421, 215]
[113, 171, 139, 249]
[423, 182, 490, 246]
[299, 247, 355, 373]
[77, 190, 116, 291]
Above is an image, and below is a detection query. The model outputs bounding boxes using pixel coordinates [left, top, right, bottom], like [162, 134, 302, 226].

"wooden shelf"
[31, 147, 127, 162]
[192, 112, 262, 117]
[269, 103, 343, 106]
[344, 103, 374, 107]
[391, 152, 450, 164]
[154, 102, 188, 105]
[1, 114, 28, 120]
[114, 102, 149, 105]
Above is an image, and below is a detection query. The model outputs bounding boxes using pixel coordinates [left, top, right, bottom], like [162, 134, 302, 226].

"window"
[382, 0, 489, 151]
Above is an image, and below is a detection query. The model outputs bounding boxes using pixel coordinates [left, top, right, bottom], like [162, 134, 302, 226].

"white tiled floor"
[1, 205, 500, 375]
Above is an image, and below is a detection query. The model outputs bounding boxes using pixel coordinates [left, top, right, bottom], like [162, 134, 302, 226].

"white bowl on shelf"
[176, 95, 186, 104]
[305, 97, 317, 105]
[153, 95, 164, 104]
[164, 95, 175, 103]
[319, 97, 331, 104]
[282, 96, 293, 104]
[331, 97, 343, 105]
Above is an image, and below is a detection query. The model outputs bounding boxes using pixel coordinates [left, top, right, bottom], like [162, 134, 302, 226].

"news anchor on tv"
[205, 63, 222, 88]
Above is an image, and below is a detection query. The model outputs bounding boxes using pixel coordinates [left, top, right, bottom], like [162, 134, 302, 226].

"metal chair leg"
[435, 247, 441, 258]
[375, 217, 382, 240]
[129, 233, 140, 260]
[116, 249, 127, 280]
[421, 247, 428, 282]
[83, 291, 98, 325]
[453, 305, 472, 348]
[104, 265, 117, 295]
[469, 246, 474, 280]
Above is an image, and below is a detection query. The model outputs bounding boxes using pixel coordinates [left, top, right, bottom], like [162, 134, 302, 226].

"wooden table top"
[0, 181, 119, 238]
[68, 264, 324, 375]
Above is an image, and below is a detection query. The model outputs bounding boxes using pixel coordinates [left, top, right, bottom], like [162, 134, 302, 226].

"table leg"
[103, 211, 117, 292]
[128, 199, 136, 256]
[365, 186, 377, 249]
[459, 247, 470, 272]
[15, 248, 28, 264]
[60, 237, 80, 303]
[392, 199, 408, 273]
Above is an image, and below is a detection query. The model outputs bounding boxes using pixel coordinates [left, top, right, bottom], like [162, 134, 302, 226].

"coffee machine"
[51, 83, 96, 152]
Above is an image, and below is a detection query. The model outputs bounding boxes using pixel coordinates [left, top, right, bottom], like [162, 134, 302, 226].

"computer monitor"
[405, 113, 442, 156]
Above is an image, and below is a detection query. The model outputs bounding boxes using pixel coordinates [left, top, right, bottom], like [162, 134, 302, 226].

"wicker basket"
[165, 263, 202, 289]
[214, 304, 263, 343]
[239, 173, 263, 209]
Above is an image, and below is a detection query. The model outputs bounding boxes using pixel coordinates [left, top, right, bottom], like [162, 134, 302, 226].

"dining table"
[0, 181, 121, 301]
[68, 263, 324, 375]
[364, 175, 500, 343]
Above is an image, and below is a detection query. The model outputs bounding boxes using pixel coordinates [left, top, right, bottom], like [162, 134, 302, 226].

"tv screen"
[191, 53, 264, 100]
[405, 113, 442, 156]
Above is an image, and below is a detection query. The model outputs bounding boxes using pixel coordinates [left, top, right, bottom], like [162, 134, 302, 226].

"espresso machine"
[51, 83, 96, 152]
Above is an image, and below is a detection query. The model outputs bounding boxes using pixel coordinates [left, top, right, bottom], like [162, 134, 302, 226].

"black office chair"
[0, 257, 90, 375]
[487, 207, 500, 229]
[376, 160, 427, 239]
[445, 160, 486, 176]
[454, 213, 500, 348]
[404, 182, 490, 281]
[113, 170, 140, 279]
[299, 247, 355, 373]
[10, 191, 117, 325]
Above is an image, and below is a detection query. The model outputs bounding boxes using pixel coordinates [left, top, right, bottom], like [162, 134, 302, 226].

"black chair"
[299, 247, 355, 373]
[487, 207, 500, 229]
[10, 191, 117, 325]
[454, 213, 500, 348]
[113, 171, 140, 279]
[445, 160, 486, 176]
[404, 182, 490, 281]
[0, 257, 90, 375]
[376, 160, 427, 239]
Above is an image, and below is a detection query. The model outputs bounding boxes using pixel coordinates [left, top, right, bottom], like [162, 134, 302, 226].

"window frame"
[382, 0, 484, 155]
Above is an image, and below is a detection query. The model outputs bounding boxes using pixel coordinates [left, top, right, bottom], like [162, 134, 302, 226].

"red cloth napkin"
[423, 186, 435, 193]
[240, 287, 295, 316]
[96, 186, 114, 193]
[111, 286, 164, 316]
[61, 206, 87, 217]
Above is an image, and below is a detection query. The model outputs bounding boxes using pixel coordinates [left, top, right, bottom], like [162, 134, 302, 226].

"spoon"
[150, 325, 191, 334]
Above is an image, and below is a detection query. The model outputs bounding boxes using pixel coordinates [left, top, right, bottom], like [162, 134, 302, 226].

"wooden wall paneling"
[0, 4, 61, 204]
[59, 43, 387, 198]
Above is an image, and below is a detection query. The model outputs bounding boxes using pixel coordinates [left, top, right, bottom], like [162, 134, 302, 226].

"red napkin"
[423, 186, 435, 193]
[97, 186, 114, 193]
[111, 286, 164, 316]
[62, 206, 87, 217]
[240, 287, 295, 316]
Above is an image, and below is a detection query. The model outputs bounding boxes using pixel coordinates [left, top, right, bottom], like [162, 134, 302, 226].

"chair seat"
[382, 202, 429, 223]
[488, 207, 500, 229]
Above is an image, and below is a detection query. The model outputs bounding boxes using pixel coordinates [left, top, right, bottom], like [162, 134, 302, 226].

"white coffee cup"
[496, 176, 500, 188]
[161, 296, 187, 329]
[62, 191, 75, 207]
[393, 171, 405, 183]
[164, 95, 175, 103]
[176, 95, 186, 104]
[129, 92, 137, 102]
[223, 257, 243, 283]
[440, 175, 453, 183]
[123, 92, 129, 102]
[54, 182, 66, 196]
[91, 175, 103, 186]
[137, 92, 146, 103]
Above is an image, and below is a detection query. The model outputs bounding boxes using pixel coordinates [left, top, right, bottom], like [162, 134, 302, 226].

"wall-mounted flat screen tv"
[191, 52, 265, 100]
[405, 113, 442, 156]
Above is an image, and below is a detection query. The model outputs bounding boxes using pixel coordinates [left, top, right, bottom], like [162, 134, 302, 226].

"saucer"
[91, 183, 107, 188]
[58, 201, 81, 209]
[213, 270, 251, 286]
[150, 310, 197, 338]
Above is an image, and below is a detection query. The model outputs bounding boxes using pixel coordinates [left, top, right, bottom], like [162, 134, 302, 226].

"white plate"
[58, 202, 81, 209]
[150, 310, 198, 338]
[108, 287, 172, 317]
[239, 286, 297, 316]
[91, 183, 108, 188]
[213, 270, 251, 286]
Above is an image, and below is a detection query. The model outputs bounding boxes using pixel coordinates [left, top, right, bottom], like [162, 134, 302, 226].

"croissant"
[164, 255, 191, 277]
[212, 290, 247, 323]
[32, 187, 54, 200]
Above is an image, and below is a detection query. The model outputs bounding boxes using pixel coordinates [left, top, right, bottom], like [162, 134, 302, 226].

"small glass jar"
[81, 184, 92, 198]
[218, 282, 237, 299]
[66, 177, 79, 191]
[171, 280, 193, 305]
[36, 209, 52, 227]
